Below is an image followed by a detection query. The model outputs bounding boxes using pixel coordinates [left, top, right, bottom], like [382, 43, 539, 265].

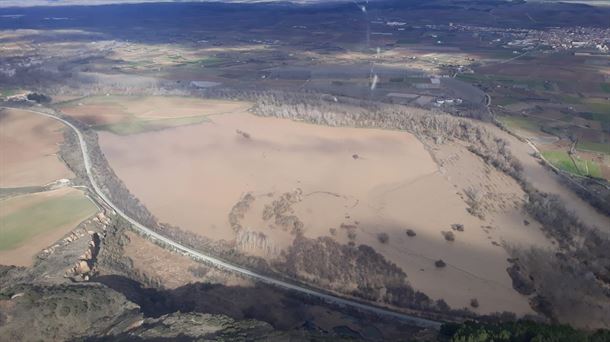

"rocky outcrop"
[66, 231, 101, 281]
[0, 283, 142, 341]
[119, 312, 284, 341]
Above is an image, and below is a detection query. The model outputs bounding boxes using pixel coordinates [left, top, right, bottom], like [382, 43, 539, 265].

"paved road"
[3, 106, 443, 330]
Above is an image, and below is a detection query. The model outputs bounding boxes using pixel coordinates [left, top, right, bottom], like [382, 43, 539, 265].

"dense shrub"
[439, 320, 610, 342]
[442, 231, 455, 242]
[377, 233, 389, 244]
[451, 224, 465, 232]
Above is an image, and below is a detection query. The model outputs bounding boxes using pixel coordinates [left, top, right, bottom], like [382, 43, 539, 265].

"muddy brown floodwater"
[99, 110, 551, 315]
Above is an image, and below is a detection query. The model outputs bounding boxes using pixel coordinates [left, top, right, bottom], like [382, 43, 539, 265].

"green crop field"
[0, 190, 97, 251]
[541, 150, 602, 178]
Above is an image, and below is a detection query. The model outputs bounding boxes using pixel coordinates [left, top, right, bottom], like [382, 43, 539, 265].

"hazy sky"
[0, 0, 341, 7]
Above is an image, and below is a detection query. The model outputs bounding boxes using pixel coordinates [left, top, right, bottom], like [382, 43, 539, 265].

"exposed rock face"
[0, 281, 361, 341]
[0, 283, 142, 341]
[67, 231, 101, 281]
[120, 312, 284, 341]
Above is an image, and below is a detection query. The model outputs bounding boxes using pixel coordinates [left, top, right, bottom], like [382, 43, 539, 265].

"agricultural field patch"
[0, 108, 74, 187]
[497, 115, 540, 132]
[58, 96, 252, 134]
[577, 141, 610, 155]
[582, 98, 610, 116]
[0, 188, 97, 266]
[542, 150, 603, 178]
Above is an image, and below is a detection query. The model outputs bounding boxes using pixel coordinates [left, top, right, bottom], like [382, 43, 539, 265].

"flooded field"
[99, 107, 551, 315]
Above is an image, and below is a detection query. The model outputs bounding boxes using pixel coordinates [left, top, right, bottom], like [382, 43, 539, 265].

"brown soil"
[0, 108, 73, 187]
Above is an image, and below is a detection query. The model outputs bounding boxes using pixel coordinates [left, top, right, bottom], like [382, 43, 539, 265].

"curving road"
[3, 106, 443, 330]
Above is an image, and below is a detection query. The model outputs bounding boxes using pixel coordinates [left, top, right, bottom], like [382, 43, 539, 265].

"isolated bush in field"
[235, 129, 251, 139]
[329, 228, 337, 236]
[470, 298, 479, 308]
[442, 231, 455, 242]
[188, 266, 209, 278]
[406, 229, 416, 237]
[451, 223, 464, 232]
[435, 259, 446, 268]
[377, 233, 389, 244]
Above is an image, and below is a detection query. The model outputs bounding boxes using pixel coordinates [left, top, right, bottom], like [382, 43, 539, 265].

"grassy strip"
[577, 141, 610, 155]
[95, 115, 210, 135]
[0, 87, 22, 97]
[0, 191, 96, 250]
[541, 150, 602, 178]
[497, 115, 540, 132]
[176, 56, 224, 67]
[457, 73, 547, 90]
[584, 100, 610, 116]
[0, 186, 45, 200]
[56, 95, 140, 107]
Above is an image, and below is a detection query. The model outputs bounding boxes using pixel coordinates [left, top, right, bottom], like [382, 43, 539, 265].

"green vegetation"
[541, 150, 602, 178]
[494, 96, 520, 106]
[96, 115, 210, 135]
[56, 94, 139, 107]
[497, 115, 540, 132]
[583, 99, 610, 116]
[457, 73, 547, 90]
[0, 87, 21, 97]
[178, 56, 224, 67]
[0, 186, 45, 200]
[562, 94, 583, 105]
[440, 320, 610, 342]
[577, 141, 610, 154]
[388, 76, 430, 84]
[0, 191, 96, 250]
